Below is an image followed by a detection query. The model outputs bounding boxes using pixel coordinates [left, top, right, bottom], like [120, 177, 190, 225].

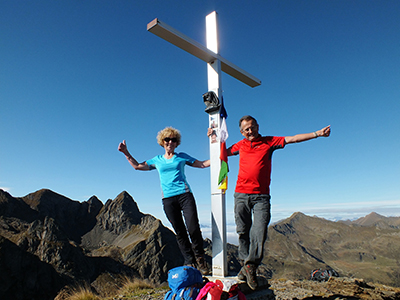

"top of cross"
[147, 17, 261, 88]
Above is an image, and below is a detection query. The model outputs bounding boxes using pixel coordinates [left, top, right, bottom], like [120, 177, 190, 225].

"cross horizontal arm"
[147, 18, 261, 88]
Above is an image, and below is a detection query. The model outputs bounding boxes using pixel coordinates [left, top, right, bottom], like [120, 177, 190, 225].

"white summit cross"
[147, 11, 261, 277]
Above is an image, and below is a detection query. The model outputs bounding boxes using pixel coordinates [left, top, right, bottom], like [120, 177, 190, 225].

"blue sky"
[1, 1, 399, 244]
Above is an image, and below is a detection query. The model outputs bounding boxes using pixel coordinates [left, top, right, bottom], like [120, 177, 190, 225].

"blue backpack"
[164, 266, 204, 300]
[164, 286, 201, 300]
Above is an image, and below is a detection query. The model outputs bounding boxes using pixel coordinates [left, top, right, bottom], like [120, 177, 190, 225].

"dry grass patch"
[55, 284, 100, 300]
[118, 276, 156, 296]
[112, 276, 170, 299]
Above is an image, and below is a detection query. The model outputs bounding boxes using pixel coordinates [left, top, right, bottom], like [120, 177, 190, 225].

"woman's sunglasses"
[164, 137, 178, 143]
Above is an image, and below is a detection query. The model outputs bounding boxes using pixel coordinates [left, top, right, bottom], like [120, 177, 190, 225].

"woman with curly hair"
[118, 127, 210, 275]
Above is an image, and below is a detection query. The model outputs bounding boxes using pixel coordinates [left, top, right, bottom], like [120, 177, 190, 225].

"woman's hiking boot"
[196, 256, 211, 276]
[185, 263, 196, 268]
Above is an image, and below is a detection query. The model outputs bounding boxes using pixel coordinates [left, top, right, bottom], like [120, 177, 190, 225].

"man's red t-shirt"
[229, 136, 285, 194]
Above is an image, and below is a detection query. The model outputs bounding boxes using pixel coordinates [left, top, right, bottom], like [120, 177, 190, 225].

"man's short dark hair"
[239, 115, 258, 129]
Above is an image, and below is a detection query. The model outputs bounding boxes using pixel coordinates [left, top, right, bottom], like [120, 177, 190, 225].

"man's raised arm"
[285, 125, 331, 144]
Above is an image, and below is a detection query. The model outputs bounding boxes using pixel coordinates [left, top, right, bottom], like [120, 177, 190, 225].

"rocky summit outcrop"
[0, 189, 183, 300]
[261, 277, 400, 300]
[106, 277, 400, 300]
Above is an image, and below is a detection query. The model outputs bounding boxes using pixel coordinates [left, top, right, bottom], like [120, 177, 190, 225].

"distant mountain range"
[1, 189, 399, 300]
[262, 211, 400, 285]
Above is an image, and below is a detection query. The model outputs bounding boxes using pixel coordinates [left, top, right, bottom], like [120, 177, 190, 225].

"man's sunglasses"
[164, 137, 178, 143]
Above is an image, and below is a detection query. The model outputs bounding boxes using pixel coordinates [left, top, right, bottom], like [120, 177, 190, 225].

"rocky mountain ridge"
[1, 189, 400, 300]
[0, 189, 183, 300]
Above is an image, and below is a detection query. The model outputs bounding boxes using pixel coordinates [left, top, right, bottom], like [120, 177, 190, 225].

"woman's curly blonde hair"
[156, 127, 181, 147]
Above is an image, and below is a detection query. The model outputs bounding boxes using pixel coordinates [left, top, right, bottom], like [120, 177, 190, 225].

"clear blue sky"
[1, 1, 399, 244]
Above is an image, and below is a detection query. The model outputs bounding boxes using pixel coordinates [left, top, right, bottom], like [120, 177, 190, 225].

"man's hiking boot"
[243, 264, 258, 290]
[196, 256, 211, 276]
[237, 267, 246, 281]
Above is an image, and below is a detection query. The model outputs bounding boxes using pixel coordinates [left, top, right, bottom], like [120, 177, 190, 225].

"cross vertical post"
[147, 11, 261, 278]
[205, 12, 227, 277]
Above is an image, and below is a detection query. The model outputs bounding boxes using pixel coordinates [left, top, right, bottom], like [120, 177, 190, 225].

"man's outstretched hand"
[317, 125, 331, 137]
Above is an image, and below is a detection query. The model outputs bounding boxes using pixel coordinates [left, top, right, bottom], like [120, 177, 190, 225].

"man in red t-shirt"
[226, 115, 331, 290]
